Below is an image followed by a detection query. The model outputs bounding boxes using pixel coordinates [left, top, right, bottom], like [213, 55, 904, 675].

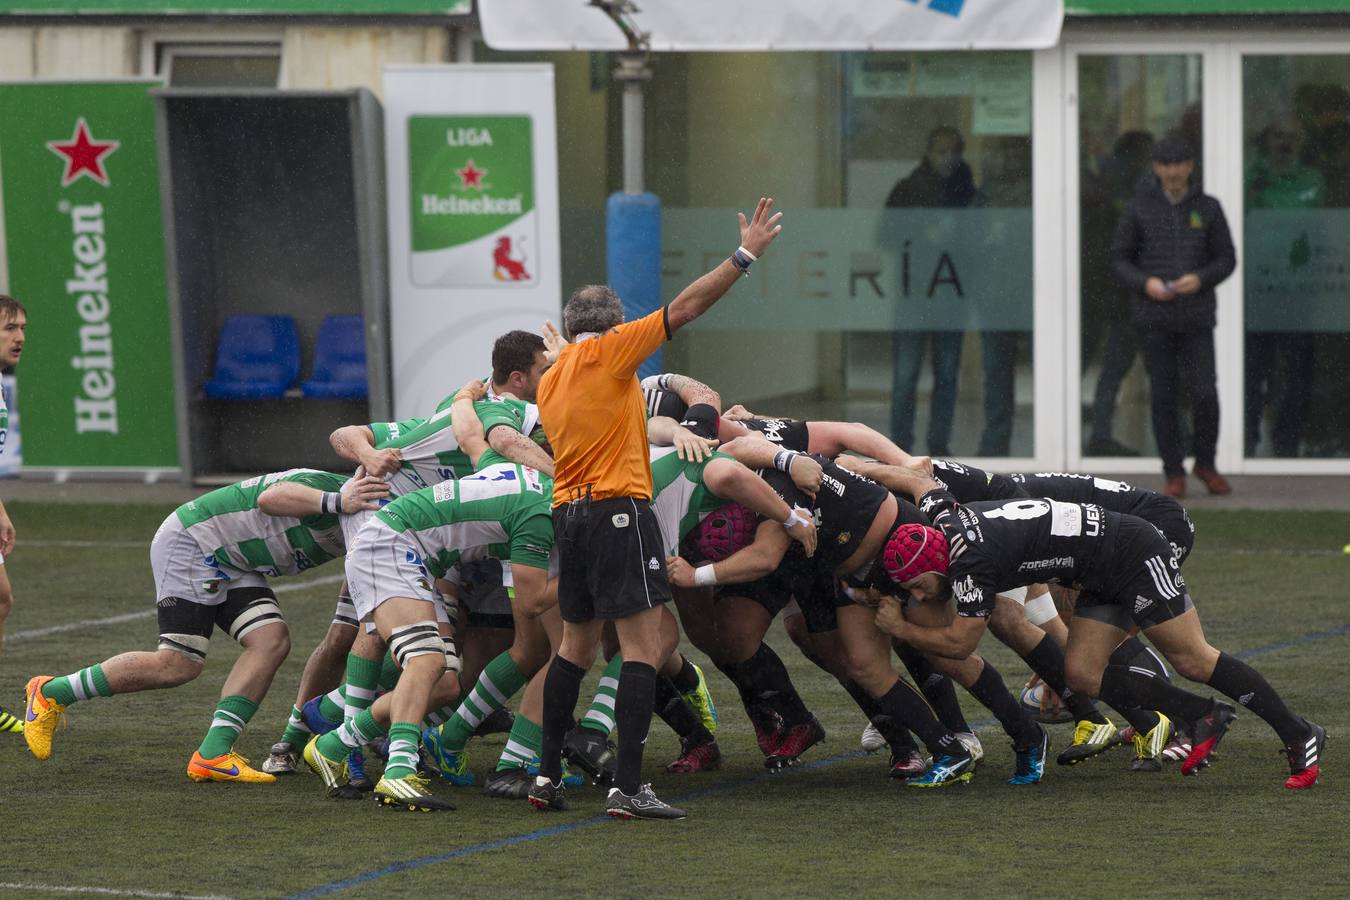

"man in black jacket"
[1110, 135, 1236, 498]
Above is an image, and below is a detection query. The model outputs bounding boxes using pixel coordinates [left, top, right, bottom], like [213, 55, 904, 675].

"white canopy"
[479, 0, 1063, 52]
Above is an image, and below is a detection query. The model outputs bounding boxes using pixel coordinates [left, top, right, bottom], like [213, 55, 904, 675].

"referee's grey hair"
[562, 284, 624, 339]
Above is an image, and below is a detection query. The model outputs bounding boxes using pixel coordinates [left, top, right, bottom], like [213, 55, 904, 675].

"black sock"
[714, 661, 757, 711]
[838, 677, 918, 754]
[653, 675, 713, 745]
[1022, 634, 1108, 724]
[801, 650, 833, 676]
[894, 641, 970, 733]
[1118, 706, 1162, 735]
[1109, 636, 1170, 678]
[728, 644, 812, 725]
[1098, 664, 1212, 723]
[965, 659, 1039, 748]
[539, 656, 586, 783]
[669, 654, 701, 694]
[1208, 652, 1305, 745]
[614, 661, 658, 795]
[875, 679, 959, 759]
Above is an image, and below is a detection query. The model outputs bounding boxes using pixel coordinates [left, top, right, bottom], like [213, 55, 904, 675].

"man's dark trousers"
[1137, 327, 1218, 478]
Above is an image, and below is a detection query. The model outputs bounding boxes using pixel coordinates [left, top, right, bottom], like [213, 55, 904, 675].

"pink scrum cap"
[692, 503, 757, 562]
[882, 524, 950, 585]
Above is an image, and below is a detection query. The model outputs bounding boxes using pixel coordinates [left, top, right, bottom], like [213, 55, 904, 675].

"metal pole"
[616, 52, 649, 195]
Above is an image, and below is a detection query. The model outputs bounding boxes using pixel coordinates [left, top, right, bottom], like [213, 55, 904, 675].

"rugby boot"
[606, 783, 687, 820]
[563, 726, 617, 785]
[346, 749, 373, 791]
[187, 750, 276, 784]
[302, 734, 349, 790]
[888, 750, 929, 778]
[0, 704, 23, 734]
[374, 772, 456, 812]
[472, 706, 515, 737]
[860, 722, 886, 754]
[422, 726, 476, 786]
[22, 676, 64, 760]
[527, 775, 569, 812]
[261, 741, 299, 775]
[765, 716, 825, 772]
[1056, 718, 1119, 766]
[1130, 713, 1172, 773]
[484, 766, 534, 799]
[1284, 720, 1325, 790]
[955, 731, 985, 765]
[904, 748, 975, 788]
[667, 738, 722, 774]
[1008, 723, 1049, 785]
[680, 663, 719, 736]
[1182, 700, 1237, 775]
[750, 705, 785, 758]
[1163, 476, 1186, 499]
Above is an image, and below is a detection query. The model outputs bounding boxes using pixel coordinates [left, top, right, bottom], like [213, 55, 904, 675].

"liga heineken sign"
[408, 115, 538, 287]
[384, 65, 561, 419]
[0, 81, 179, 469]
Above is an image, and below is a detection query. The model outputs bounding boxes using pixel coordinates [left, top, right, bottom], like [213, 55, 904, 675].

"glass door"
[1075, 53, 1204, 464]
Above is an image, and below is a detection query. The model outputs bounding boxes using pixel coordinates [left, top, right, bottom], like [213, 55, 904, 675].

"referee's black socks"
[539, 656, 587, 784]
[614, 661, 658, 795]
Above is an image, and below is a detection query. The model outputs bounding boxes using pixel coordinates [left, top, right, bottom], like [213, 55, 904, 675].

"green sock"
[317, 688, 345, 724]
[41, 664, 113, 706]
[317, 708, 386, 762]
[440, 652, 528, 753]
[343, 652, 383, 720]
[423, 704, 458, 728]
[279, 705, 313, 748]
[384, 722, 421, 779]
[580, 654, 623, 735]
[197, 695, 259, 759]
[378, 651, 400, 691]
[496, 715, 543, 772]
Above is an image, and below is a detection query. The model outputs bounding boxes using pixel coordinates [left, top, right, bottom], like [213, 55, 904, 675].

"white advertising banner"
[383, 64, 561, 418]
[479, 0, 1063, 52]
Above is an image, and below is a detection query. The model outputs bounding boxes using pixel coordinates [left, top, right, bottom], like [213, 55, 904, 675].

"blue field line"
[290, 621, 1349, 898]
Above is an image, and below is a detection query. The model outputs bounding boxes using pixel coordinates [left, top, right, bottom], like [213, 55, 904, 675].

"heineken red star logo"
[47, 118, 119, 187]
[456, 159, 486, 190]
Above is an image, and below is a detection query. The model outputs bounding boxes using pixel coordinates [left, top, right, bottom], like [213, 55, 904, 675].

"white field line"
[0, 884, 230, 900]
[7, 573, 346, 642]
[25, 539, 146, 548]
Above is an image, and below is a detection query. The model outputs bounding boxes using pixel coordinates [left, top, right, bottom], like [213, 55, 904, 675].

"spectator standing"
[529, 199, 801, 820]
[1110, 135, 1236, 498]
[885, 125, 975, 456]
[0, 295, 24, 735]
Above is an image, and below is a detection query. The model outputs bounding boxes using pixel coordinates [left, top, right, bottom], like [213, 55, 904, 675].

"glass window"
[1078, 54, 1202, 460]
[1242, 55, 1350, 459]
[157, 44, 281, 88]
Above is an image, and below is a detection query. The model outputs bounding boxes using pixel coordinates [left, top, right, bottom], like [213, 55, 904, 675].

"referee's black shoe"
[527, 775, 569, 811]
[606, 784, 687, 820]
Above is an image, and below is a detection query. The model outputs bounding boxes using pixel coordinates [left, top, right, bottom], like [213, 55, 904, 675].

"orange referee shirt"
[538, 306, 671, 507]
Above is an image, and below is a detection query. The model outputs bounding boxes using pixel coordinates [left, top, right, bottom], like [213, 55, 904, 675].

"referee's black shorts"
[553, 495, 672, 624]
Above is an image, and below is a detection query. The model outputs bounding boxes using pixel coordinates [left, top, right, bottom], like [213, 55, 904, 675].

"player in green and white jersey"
[303, 461, 557, 812]
[261, 331, 554, 775]
[0, 294, 25, 735]
[22, 469, 387, 784]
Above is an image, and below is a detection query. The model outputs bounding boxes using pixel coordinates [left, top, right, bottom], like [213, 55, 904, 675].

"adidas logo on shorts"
[1134, 595, 1152, 613]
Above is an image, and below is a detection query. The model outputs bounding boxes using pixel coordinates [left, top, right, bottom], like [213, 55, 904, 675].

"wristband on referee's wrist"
[773, 448, 800, 472]
[694, 564, 718, 587]
[730, 246, 755, 274]
[320, 491, 344, 515]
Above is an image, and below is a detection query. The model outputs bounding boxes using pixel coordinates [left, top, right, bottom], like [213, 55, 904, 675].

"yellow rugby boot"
[187, 750, 277, 784]
[23, 676, 65, 760]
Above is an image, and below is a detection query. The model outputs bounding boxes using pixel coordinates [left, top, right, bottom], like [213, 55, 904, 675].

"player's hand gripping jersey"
[174, 468, 351, 577]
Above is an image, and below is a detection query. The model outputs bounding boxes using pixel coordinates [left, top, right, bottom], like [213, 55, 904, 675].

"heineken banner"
[383, 65, 561, 418]
[0, 81, 179, 470]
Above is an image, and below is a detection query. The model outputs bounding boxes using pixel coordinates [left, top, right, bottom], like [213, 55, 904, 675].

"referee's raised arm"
[528, 198, 784, 820]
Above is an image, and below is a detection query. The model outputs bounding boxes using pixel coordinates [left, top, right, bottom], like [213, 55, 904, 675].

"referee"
[529, 198, 790, 819]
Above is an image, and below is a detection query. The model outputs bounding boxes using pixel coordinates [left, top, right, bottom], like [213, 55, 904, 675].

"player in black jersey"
[866, 470, 1325, 790]
[670, 435, 1012, 788]
[863, 457, 1203, 771]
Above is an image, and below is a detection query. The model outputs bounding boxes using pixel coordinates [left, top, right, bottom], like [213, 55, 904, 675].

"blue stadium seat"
[301, 314, 368, 399]
[203, 315, 301, 399]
